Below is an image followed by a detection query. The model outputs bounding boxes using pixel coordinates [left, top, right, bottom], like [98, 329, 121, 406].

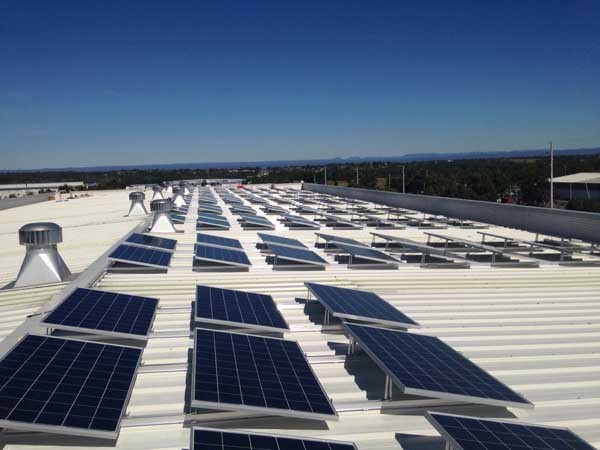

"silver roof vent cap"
[172, 187, 186, 207]
[150, 199, 176, 232]
[127, 191, 148, 216]
[151, 185, 164, 201]
[15, 222, 71, 288]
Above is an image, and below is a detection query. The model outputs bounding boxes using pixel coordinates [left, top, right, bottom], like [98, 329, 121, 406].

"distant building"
[551, 172, 600, 201]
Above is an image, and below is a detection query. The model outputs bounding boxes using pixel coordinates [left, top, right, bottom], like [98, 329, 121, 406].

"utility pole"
[388, 173, 391, 190]
[550, 141, 554, 208]
[324, 167, 327, 186]
[356, 167, 359, 185]
[402, 165, 405, 194]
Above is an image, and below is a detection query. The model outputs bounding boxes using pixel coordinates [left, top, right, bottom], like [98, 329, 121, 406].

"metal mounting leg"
[383, 375, 393, 400]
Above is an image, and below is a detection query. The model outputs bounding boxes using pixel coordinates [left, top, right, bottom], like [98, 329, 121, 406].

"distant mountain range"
[3, 147, 600, 173]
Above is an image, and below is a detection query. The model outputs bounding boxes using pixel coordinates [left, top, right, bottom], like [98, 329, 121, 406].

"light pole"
[402, 165, 405, 194]
[550, 141, 554, 208]
[324, 167, 327, 185]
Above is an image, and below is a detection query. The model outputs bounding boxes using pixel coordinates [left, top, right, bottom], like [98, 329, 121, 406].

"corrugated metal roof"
[0, 186, 598, 450]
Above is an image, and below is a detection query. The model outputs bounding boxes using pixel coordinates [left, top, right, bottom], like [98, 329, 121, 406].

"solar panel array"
[0, 335, 141, 438]
[125, 233, 177, 251]
[305, 282, 419, 328]
[108, 244, 172, 268]
[42, 288, 158, 339]
[195, 245, 251, 267]
[191, 428, 356, 450]
[195, 286, 288, 331]
[426, 413, 597, 450]
[197, 233, 244, 250]
[345, 324, 532, 408]
[193, 328, 336, 420]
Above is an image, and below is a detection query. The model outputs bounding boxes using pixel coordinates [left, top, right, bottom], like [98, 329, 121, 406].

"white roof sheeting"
[0, 185, 598, 449]
[551, 173, 600, 184]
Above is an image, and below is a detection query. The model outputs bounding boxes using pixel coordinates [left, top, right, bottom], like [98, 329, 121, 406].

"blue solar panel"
[345, 324, 532, 408]
[197, 214, 230, 228]
[282, 215, 319, 228]
[195, 286, 288, 331]
[240, 215, 274, 227]
[426, 413, 596, 450]
[195, 245, 251, 267]
[192, 328, 337, 420]
[0, 335, 141, 439]
[335, 243, 400, 263]
[258, 233, 307, 249]
[266, 243, 327, 265]
[42, 288, 158, 339]
[197, 234, 243, 250]
[125, 233, 177, 251]
[315, 233, 365, 247]
[192, 428, 356, 450]
[109, 244, 172, 268]
[305, 282, 419, 328]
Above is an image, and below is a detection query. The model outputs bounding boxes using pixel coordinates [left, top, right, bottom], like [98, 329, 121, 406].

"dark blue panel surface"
[193, 329, 336, 418]
[266, 243, 327, 265]
[305, 282, 418, 327]
[427, 413, 596, 450]
[241, 215, 274, 226]
[345, 324, 532, 407]
[0, 335, 141, 436]
[195, 245, 251, 266]
[197, 234, 243, 250]
[125, 233, 177, 251]
[43, 288, 158, 337]
[195, 286, 288, 330]
[192, 428, 355, 450]
[258, 233, 307, 249]
[109, 244, 172, 267]
[282, 215, 319, 228]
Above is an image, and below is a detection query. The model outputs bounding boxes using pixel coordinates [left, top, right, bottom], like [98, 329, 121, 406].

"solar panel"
[198, 204, 222, 214]
[195, 245, 251, 267]
[240, 215, 274, 228]
[345, 324, 532, 408]
[305, 282, 419, 329]
[426, 412, 596, 450]
[266, 243, 328, 266]
[0, 334, 141, 439]
[258, 233, 307, 249]
[281, 214, 320, 228]
[42, 288, 159, 339]
[197, 234, 243, 250]
[198, 213, 229, 224]
[191, 428, 356, 450]
[335, 243, 400, 264]
[315, 233, 365, 247]
[192, 328, 337, 420]
[125, 233, 177, 252]
[108, 244, 172, 268]
[195, 286, 288, 332]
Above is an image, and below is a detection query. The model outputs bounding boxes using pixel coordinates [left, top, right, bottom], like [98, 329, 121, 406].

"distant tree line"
[2, 154, 599, 211]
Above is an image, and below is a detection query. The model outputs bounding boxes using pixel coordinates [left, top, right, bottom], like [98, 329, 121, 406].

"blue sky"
[1, 0, 599, 170]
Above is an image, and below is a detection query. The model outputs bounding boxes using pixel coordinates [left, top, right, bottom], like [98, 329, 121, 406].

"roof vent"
[150, 199, 176, 233]
[15, 222, 71, 288]
[151, 185, 164, 201]
[172, 186, 186, 207]
[181, 182, 191, 196]
[127, 191, 148, 216]
[164, 182, 173, 196]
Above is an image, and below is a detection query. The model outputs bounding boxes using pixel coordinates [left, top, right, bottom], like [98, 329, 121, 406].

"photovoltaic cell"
[305, 282, 419, 328]
[195, 286, 288, 331]
[108, 244, 172, 268]
[345, 323, 532, 408]
[192, 328, 337, 420]
[195, 245, 251, 267]
[266, 243, 327, 265]
[426, 413, 596, 450]
[191, 428, 356, 450]
[125, 233, 177, 251]
[42, 288, 158, 339]
[197, 234, 243, 250]
[0, 334, 141, 439]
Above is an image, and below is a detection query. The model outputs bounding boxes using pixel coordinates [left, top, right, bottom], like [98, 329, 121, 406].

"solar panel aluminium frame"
[190, 427, 358, 450]
[304, 282, 420, 329]
[108, 244, 173, 269]
[190, 328, 338, 421]
[124, 233, 177, 252]
[40, 288, 160, 341]
[424, 412, 587, 450]
[193, 286, 289, 333]
[194, 245, 252, 269]
[0, 334, 143, 440]
[345, 323, 534, 409]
